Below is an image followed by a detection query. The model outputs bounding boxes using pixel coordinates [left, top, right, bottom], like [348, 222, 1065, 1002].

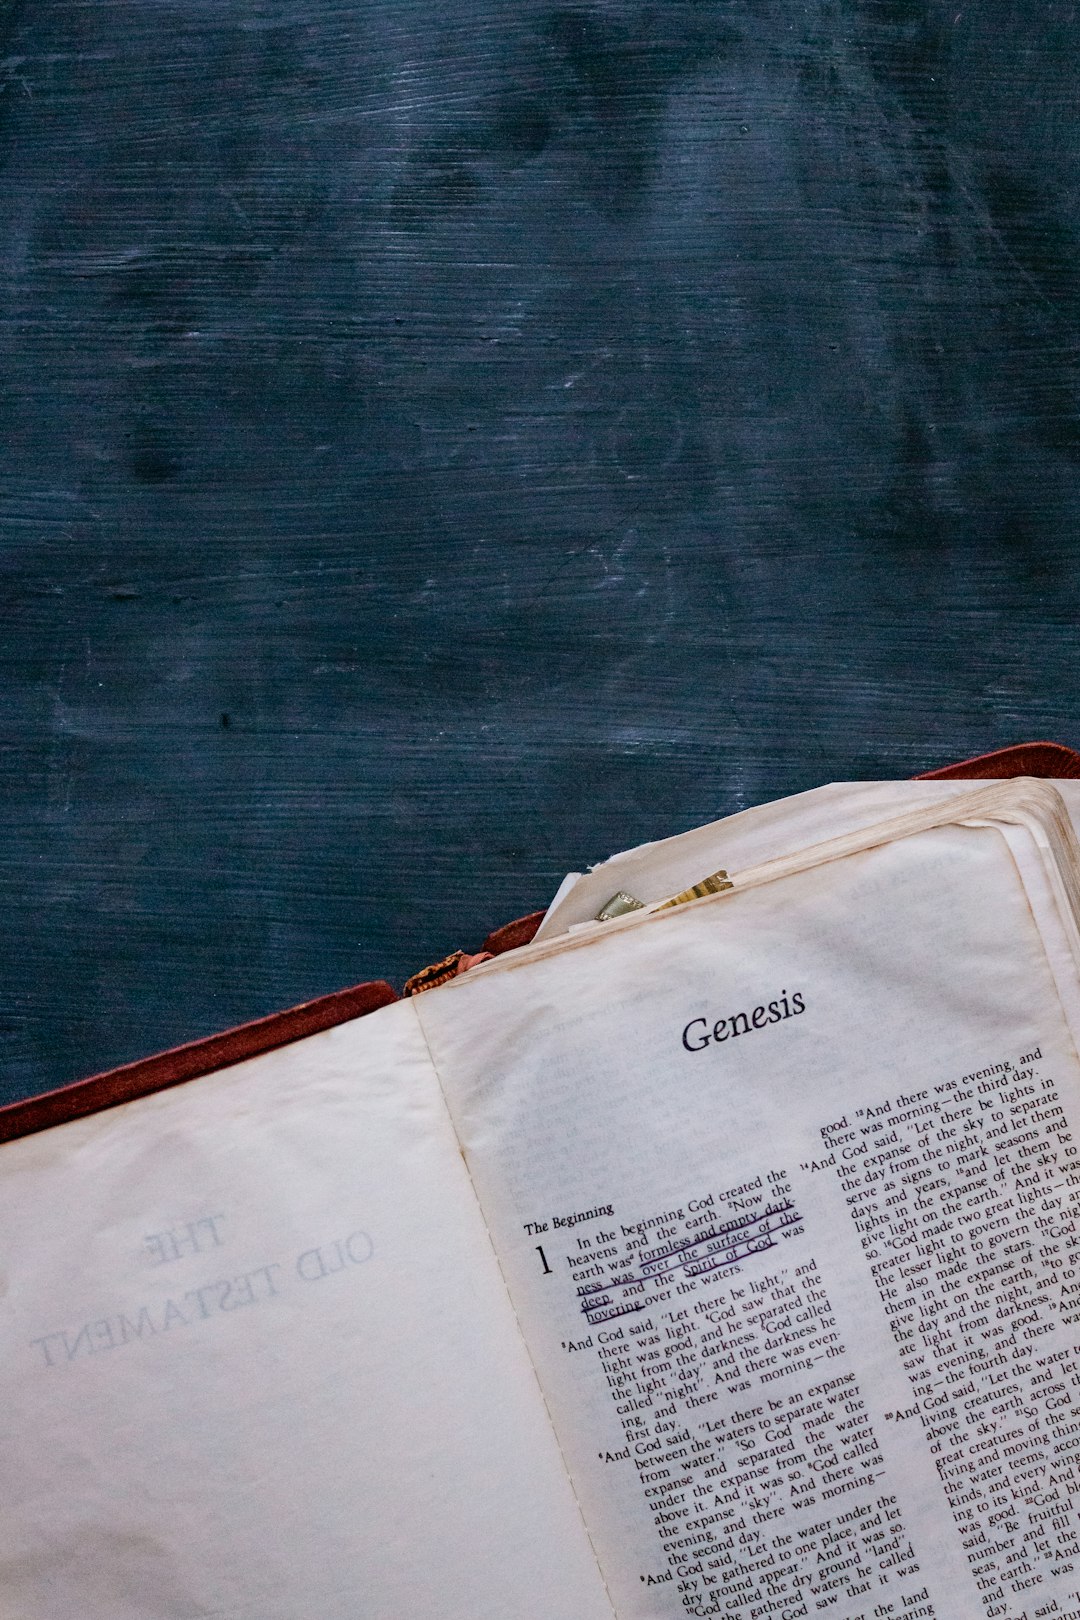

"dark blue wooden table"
[2, 0, 1078, 1102]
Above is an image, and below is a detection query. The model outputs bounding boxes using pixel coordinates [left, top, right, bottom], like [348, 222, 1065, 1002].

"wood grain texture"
[1, 0, 1079, 1102]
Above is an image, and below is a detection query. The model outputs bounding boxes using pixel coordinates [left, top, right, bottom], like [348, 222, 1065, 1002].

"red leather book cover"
[2, 740, 1076, 1145]
[915, 741, 1080, 780]
[0, 979, 399, 1145]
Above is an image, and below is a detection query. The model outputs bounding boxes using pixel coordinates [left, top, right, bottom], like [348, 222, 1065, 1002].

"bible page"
[417, 820, 1080, 1620]
[0, 999, 614, 1620]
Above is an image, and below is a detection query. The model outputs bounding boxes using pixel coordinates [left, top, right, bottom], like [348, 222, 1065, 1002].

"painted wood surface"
[1, 0, 1078, 1100]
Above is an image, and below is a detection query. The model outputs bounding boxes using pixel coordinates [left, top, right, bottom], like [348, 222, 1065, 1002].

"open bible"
[5, 775, 1080, 1620]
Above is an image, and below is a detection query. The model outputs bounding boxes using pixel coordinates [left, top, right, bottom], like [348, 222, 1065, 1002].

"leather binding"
[915, 741, 1080, 781]
[0, 980, 399, 1146]
[2, 740, 1077, 1144]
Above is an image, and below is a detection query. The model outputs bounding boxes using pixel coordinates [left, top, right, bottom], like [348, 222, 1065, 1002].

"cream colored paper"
[8, 779, 1080, 1620]
[0, 1001, 613, 1620]
[538, 778, 1080, 937]
[418, 817, 1080, 1620]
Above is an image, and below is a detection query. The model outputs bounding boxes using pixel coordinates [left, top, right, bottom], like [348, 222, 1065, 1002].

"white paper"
[419, 820, 1080, 1620]
[537, 779, 1080, 937]
[0, 1000, 614, 1620]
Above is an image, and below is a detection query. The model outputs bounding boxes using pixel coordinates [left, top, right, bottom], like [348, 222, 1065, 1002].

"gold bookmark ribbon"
[654, 870, 734, 910]
[596, 869, 734, 922]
